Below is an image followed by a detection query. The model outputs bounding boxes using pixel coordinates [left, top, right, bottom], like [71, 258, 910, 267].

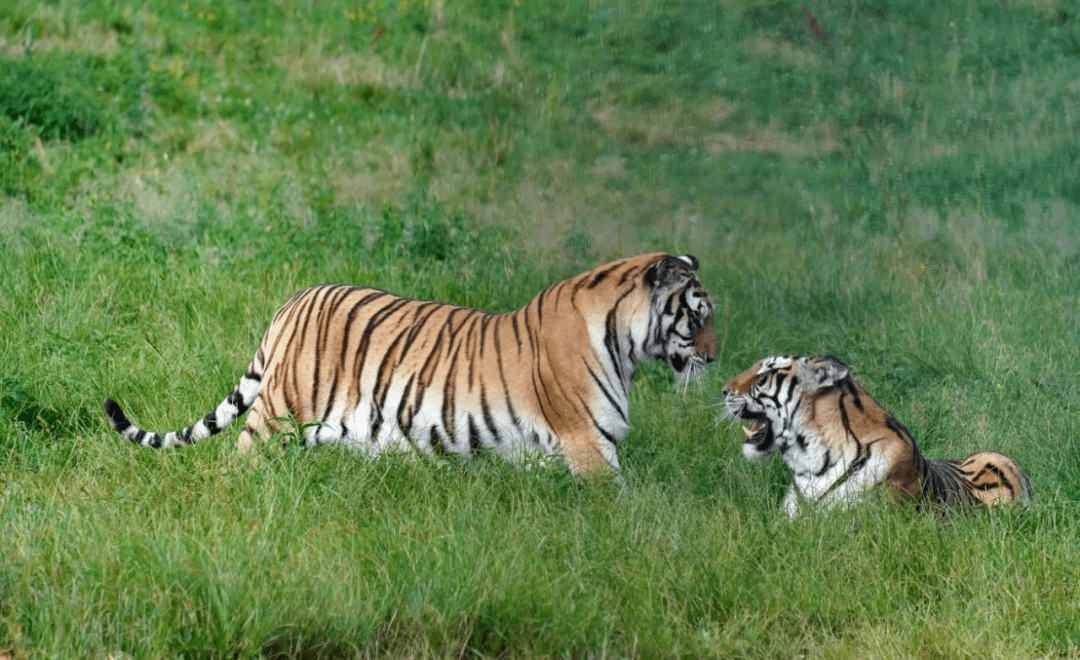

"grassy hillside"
[1, 0, 1078, 657]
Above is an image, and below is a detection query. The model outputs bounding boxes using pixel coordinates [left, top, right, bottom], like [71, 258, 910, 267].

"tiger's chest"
[775, 428, 889, 500]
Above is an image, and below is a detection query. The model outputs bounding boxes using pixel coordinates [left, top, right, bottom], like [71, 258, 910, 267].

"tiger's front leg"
[781, 485, 802, 517]
[783, 482, 862, 517]
[813, 483, 868, 513]
[561, 431, 621, 474]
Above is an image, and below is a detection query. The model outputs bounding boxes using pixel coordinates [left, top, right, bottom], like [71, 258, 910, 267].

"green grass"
[2, 0, 1079, 656]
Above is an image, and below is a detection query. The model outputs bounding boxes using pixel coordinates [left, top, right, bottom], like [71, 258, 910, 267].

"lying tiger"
[723, 354, 1033, 516]
[104, 253, 718, 473]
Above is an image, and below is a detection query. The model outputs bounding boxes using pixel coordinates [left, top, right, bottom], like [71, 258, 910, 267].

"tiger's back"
[105, 253, 718, 473]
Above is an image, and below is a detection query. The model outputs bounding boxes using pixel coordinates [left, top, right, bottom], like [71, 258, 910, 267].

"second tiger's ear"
[676, 254, 699, 270]
[645, 254, 698, 290]
[797, 355, 850, 393]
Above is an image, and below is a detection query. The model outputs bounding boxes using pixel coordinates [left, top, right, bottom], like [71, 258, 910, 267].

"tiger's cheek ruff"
[652, 279, 717, 383]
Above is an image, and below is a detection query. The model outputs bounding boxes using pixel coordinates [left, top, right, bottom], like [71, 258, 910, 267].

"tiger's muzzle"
[672, 315, 718, 382]
[722, 389, 773, 456]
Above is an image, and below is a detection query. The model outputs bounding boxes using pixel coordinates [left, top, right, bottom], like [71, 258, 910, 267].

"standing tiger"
[722, 354, 1033, 516]
[104, 253, 718, 473]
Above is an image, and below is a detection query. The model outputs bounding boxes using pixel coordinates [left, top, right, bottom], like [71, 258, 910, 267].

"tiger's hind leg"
[235, 400, 275, 451]
[234, 399, 327, 450]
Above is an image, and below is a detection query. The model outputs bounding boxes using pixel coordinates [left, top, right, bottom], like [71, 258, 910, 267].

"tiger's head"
[722, 354, 850, 460]
[641, 254, 718, 382]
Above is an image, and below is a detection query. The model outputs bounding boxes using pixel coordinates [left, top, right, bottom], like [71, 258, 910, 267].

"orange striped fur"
[105, 253, 717, 473]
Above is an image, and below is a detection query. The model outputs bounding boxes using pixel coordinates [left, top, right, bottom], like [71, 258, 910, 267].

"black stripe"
[479, 385, 501, 444]
[441, 330, 465, 445]
[477, 313, 493, 358]
[625, 329, 639, 363]
[884, 414, 913, 441]
[587, 264, 620, 288]
[400, 301, 439, 345]
[387, 302, 445, 423]
[838, 393, 857, 445]
[280, 288, 325, 418]
[372, 329, 411, 418]
[338, 290, 390, 374]
[845, 380, 864, 410]
[491, 315, 522, 432]
[523, 295, 562, 426]
[397, 373, 417, 434]
[307, 286, 346, 417]
[430, 427, 446, 455]
[533, 288, 546, 327]
[369, 405, 384, 439]
[463, 311, 482, 390]
[604, 309, 624, 384]
[510, 312, 523, 351]
[316, 286, 356, 418]
[468, 415, 482, 451]
[226, 388, 244, 409]
[583, 404, 619, 446]
[415, 306, 462, 398]
[585, 360, 626, 425]
[773, 371, 788, 395]
[968, 462, 1008, 490]
[815, 450, 834, 476]
[351, 295, 415, 419]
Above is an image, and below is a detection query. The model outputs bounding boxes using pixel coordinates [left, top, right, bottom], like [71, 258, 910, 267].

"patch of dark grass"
[0, 114, 39, 198]
[0, 54, 113, 141]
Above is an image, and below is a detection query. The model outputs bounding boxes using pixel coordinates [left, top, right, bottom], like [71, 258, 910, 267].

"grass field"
[2, 0, 1079, 657]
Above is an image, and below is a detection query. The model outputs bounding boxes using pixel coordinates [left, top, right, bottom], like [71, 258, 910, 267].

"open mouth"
[724, 397, 770, 445]
[735, 413, 771, 447]
[742, 420, 766, 444]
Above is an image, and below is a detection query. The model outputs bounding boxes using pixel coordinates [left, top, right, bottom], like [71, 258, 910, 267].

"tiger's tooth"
[743, 425, 754, 439]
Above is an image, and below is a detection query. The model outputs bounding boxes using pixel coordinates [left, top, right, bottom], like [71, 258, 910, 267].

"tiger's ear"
[797, 355, 850, 393]
[644, 254, 698, 290]
[676, 254, 699, 270]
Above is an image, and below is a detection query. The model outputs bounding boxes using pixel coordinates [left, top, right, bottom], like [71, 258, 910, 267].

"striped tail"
[103, 362, 263, 449]
[921, 459, 972, 506]
[922, 452, 1034, 506]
